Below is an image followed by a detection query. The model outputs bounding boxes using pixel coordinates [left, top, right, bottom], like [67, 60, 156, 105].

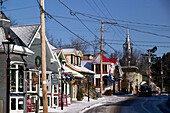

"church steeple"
[123, 27, 133, 66]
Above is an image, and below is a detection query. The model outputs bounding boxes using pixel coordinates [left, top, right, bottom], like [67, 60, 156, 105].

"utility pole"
[100, 21, 117, 97]
[100, 21, 104, 97]
[148, 50, 151, 86]
[40, 0, 48, 112]
[161, 60, 163, 91]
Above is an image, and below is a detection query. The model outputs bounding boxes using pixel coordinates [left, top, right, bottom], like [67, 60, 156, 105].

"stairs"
[85, 88, 98, 100]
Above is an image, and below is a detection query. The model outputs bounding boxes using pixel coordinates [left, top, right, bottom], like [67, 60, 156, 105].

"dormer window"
[77, 56, 81, 66]
[71, 54, 75, 64]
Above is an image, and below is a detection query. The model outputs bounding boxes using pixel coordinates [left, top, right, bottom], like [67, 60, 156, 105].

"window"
[32, 73, 37, 91]
[54, 85, 58, 93]
[54, 97, 58, 106]
[11, 70, 16, 92]
[77, 56, 81, 65]
[103, 64, 107, 73]
[40, 97, 43, 106]
[47, 97, 50, 106]
[71, 55, 75, 64]
[96, 78, 100, 87]
[11, 98, 16, 110]
[18, 98, 24, 110]
[96, 64, 100, 73]
[18, 65, 24, 92]
[27, 72, 30, 91]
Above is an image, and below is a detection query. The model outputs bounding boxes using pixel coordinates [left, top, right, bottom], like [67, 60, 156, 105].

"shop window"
[54, 97, 58, 106]
[18, 65, 24, 92]
[11, 70, 16, 92]
[18, 98, 24, 110]
[11, 98, 16, 110]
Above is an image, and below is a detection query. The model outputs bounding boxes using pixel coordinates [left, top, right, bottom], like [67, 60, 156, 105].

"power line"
[36, 0, 103, 53]
[75, 11, 170, 28]
[107, 42, 170, 48]
[105, 39, 170, 44]
[57, 0, 118, 52]
[3, 5, 38, 12]
[115, 24, 170, 39]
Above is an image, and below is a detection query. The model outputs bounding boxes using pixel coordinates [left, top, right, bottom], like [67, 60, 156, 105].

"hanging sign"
[32, 75, 39, 85]
[52, 78, 58, 85]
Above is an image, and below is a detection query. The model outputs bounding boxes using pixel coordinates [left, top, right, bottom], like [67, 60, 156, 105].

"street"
[83, 96, 170, 113]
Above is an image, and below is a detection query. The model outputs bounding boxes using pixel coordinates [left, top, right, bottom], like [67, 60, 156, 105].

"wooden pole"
[148, 50, 151, 86]
[100, 21, 104, 97]
[40, 0, 48, 112]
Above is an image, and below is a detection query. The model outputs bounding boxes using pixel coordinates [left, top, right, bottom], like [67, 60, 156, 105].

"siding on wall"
[0, 54, 7, 113]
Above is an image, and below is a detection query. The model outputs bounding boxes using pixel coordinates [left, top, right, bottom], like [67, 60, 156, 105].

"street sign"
[52, 78, 58, 85]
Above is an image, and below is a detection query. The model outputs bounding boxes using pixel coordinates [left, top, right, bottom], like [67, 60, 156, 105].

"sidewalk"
[40, 95, 131, 113]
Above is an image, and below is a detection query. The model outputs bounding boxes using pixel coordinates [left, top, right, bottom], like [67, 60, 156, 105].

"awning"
[63, 66, 84, 78]
[13, 45, 34, 55]
[103, 76, 115, 83]
[66, 63, 95, 74]
[140, 81, 147, 85]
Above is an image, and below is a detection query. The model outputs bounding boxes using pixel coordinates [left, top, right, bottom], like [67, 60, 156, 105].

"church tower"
[122, 27, 133, 66]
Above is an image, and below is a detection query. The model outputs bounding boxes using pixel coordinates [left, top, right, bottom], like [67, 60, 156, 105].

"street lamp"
[2, 32, 15, 113]
[60, 66, 64, 110]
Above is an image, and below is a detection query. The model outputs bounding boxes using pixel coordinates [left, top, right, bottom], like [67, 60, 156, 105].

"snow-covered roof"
[67, 63, 95, 74]
[13, 44, 34, 55]
[62, 48, 75, 54]
[10, 24, 40, 47]
[63, 66, 84, 78]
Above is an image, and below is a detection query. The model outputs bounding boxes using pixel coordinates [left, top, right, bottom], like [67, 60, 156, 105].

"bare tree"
[110, 50, 123, 59]
[70, 37, 89, 53]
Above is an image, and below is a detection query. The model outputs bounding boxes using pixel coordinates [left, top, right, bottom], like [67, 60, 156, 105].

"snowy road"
[83, 96, 170, 113]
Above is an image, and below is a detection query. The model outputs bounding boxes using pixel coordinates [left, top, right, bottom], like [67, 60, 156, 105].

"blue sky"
[3, 0, 170, 57]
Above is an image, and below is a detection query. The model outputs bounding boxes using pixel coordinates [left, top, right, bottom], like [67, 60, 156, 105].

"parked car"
[152, 90, 159, 96]
[138, 86, 152, 97]
[161, 91, 169, 96]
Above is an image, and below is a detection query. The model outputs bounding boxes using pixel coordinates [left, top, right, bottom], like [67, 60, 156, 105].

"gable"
[10, 24, 40, 47]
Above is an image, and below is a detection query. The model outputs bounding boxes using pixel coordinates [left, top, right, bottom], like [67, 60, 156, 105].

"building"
[84, 53, 123, 95]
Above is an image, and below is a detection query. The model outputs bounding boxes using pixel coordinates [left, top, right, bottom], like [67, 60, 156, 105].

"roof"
[62, 48, 75, 54]
[63, 66, 84, 78]
[0, 12, 9, 20]
[108, 58, 118, 64]
[91, 53, 111, 64]
[66, 63, 95, 74]
[10, 24, 40, 47]
[81, 60, 92, 70]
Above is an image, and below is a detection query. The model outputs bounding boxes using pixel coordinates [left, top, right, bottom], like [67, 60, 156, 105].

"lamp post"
[60, 66, 64, 110]
[2, 33, 15, 113]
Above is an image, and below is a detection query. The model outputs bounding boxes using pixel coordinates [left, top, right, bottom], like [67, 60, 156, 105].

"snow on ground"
[40, 95, 130, 113]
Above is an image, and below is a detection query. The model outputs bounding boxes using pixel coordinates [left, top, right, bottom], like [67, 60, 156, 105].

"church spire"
[126, 26, 130, 43]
